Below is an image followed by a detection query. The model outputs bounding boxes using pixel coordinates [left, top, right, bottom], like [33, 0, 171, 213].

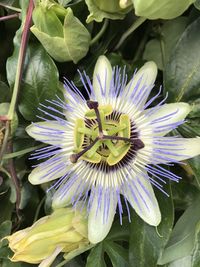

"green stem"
[0, 2, 21, 12]
[159, 36, 165, 68]
[0, 121, 10, 165]
[115, 17, 146, 50]
[33, 196, 46, 223]
[3, 144, 44, 159]
[90, 19, 109, 46]
[0, 166, 11, 179]
[7, 0, 34, 120]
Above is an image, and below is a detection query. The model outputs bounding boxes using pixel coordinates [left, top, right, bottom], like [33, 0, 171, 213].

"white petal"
[92, 55, 112, 102]
[28, 155, 68, 185]
[52, 178, 83, 209]
[123, 61, 157, 107]
[145, 103, 191, 136]
[123, 172, 161, 226]
[88, 190, 117, 244]
[26, 121, 67, 146]
[154, 137, 200, 163]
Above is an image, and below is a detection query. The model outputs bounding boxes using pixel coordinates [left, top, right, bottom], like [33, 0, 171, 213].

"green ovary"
[73, 105, 131, 166]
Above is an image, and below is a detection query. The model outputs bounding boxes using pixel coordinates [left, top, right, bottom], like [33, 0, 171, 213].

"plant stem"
[90, 19, 109, 46]
[115, 17, 146, 50]
[159, 36, 165, 68]
[0, 13, 19, 21]
[33, 196, 46, 223]
[7, 141, 21, 219]
[0, 121, 10, 165]
[0, 2, 21, 12]
[7, 0, 34, 120]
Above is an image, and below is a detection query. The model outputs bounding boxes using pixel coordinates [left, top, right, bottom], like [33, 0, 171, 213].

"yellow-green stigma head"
[70, 100, 144, 169]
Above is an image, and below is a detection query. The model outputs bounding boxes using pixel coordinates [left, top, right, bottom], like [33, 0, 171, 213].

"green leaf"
[58, 0, 72, 6]
[6, 0, 30, 87]
[63, 8, 91, 63]
[12, 44, 60, 121]
[129, 182, 174, 267]
[0, 192, 14, 225]
[86, 243, 106, 267]
[158, 195, 200, 264]
[106, 217, 130, 241]
[187, 156, 200, 189]
[194, 0, 200, 10]
[172, 180, 199, 210]
[0, 220, 12, 240]
[86, 216, 129, 267]
[164, 17, 200, 102]
[0, 81, 11, 103]
[191, 222, 200, 267]
[104, 241, 129, 267]
[143, 17, 187, 70]
[167, 255, 192, 267]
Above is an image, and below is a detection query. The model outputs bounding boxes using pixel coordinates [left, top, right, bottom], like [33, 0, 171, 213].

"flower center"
[70, 101, 144, 167]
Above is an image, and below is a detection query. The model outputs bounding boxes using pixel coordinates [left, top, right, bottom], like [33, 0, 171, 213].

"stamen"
[87, 100, 103, 135]
[102, 135, 134, 143]
[70, 137, 99, 163]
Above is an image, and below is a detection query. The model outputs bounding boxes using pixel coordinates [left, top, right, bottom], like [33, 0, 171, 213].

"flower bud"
[31, 0, 91, 63]
[132, 0, 195, 20]
[5, 206, 91, 266]
[85, 0, 132, 23]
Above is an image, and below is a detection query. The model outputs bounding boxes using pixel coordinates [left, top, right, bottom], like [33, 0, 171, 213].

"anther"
[70, 137, 99, 163]
[134, 139, 145, 150]
[86, 100, 99, 110]
[69, 154, 78, 163]
[86, 100, 103, 134]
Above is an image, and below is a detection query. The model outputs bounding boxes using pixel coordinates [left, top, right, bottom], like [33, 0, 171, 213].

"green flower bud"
[32, 4, 64, 38]
[31, 1, 91, 63]
[94, 0, 125, 12]
[85, 0, 132, 23]
[5, 206, 91, 266]
[132, 0, 195, 20]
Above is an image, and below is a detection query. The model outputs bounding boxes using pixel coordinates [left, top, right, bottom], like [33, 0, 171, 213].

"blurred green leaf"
[129, 182, 173, 267]
[17, 44, 60, 121]
[58, 0, 72, 6]
[164, 16, 200, 102]
[158, 195, 200, 265]
[187, 156, 200, 188]
[0, 81, 11, 103]
[143, 17, 187, 70]
[194, 0, 200, 10]
[191, 222, 200, 267]
[0, 192, 13, 225]
[104, 241, 129, 267]
[86, 217, 129, 267]
[86, 243, 106, 267]
[0, 220, 12, 240]
[172, 180, 199, 210]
